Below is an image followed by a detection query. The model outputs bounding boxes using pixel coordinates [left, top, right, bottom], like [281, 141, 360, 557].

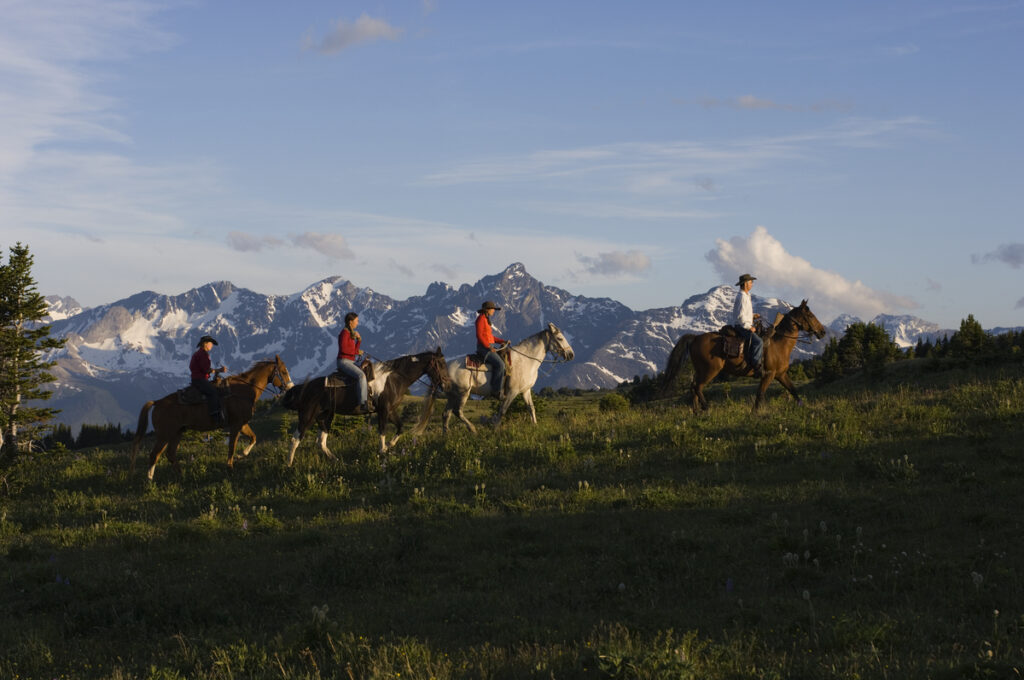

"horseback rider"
[190, 335, 227, 424]
[337, 312, 373, 414]
[475, 300, 508, 399]
[733, 274, 765, 378]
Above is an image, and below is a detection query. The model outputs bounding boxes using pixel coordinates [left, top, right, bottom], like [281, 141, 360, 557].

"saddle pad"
[176, 386, 205, 405]
[325, 373, 349, 389]
[465, 355, 485, 370]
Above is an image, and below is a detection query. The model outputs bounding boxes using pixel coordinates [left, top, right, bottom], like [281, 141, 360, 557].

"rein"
[507, 333, 571, 364]
[225, 362, 286, 397]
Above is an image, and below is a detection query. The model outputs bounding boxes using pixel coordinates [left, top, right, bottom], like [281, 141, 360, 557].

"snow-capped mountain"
[827, 313, 953, 348]
[42, 295, 85, 323]
[38, 263, 936, 433]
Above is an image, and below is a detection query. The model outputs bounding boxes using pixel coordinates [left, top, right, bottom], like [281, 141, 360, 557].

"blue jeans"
[336, 358, 368, 405]
[734, 327, 763, 370]
[191, 377, 220, 416]
[482, 350, 505, 395]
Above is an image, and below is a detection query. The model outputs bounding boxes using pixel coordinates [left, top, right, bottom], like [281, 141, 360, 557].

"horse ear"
[435, 346, 442, 354]
[548, 322, 556, 332]
[800, 299, 808, 307]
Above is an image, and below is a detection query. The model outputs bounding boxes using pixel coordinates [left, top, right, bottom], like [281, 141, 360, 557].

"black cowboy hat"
[477, 300, 501, 313]
[197, 335, 218, 347]
[735, 274, 757, 286]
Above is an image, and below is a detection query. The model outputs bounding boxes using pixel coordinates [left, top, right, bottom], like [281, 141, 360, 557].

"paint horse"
[284, 348, 450, 465]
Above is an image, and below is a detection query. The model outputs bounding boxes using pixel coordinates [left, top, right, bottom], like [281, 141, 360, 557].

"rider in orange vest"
[475, 301, 507, 398]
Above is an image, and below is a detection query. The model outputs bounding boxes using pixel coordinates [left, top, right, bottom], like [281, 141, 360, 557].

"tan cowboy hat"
[735, 274, 756, 286]
[478, 300, 502, 313]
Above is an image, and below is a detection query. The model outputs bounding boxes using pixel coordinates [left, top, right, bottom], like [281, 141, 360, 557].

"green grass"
[2, 365, 1024, 679]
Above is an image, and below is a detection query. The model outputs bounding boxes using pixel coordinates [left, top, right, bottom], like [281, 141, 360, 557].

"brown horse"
[131, 355, 294, 480]
[284, 348, 451, 466]
[662, 300, 826, 412]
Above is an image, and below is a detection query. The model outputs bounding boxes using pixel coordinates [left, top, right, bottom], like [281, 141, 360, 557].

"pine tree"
[0, 243, 66, 461]
[949, 314, 990, 360]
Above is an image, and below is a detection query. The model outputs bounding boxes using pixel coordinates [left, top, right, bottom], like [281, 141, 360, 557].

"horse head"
[545, 323, 575, 361]
[426, 347, 451, 392]
[271, 355, 295, 392]
[788, 301, 827, 339]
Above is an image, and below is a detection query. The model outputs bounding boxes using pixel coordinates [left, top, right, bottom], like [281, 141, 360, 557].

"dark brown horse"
[284, 348, 451, 466]
[662, 300, 826, 412]
[131, 355, 294, 480]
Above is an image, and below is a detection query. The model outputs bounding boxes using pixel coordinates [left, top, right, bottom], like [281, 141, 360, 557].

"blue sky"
[2, 0, 1022, 329]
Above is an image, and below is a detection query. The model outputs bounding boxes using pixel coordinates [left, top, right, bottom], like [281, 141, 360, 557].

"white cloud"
[303, 14, 403, 54]
[705, 226, 917, 320]
[290, 232, 355, 260]
[576, 250, 652, 277]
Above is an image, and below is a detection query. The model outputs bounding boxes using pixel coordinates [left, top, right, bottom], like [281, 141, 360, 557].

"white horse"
[443, 322, 574, 433]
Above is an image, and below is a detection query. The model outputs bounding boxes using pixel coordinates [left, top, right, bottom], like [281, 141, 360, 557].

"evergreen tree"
[816, 322, 899, 382]
[948, 314, 990, 360]
[0, 243, 66, 461]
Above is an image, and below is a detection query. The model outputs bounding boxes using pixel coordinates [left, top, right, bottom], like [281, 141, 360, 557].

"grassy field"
[2, 360, 1024, 679]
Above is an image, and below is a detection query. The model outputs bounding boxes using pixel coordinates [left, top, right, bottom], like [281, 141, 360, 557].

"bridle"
[507, 329, 573, 365]
[226, 360, 289, 396]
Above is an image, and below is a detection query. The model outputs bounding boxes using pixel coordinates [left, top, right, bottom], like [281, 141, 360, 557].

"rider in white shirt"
[732, 274, 764, 378]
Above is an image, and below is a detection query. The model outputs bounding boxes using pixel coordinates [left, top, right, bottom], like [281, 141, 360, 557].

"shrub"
[598, 393, 630, 412]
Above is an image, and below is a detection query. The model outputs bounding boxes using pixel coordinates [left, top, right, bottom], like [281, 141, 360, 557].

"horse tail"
[661, 334, 696, 395]
[130, 401, 155, 473]
[410, 390, 437, 437]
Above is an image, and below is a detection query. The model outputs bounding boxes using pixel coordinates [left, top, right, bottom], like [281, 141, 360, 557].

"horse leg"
[522, 390, 537, 424]
[318, 411, 335, 459]
[691, 381, 709, 413]
[165, 432, 184, 479]
[752, 376, 772, 411]
[453, 392, 477, 434]
[238, 423, 257, 457]
[288, 403, 319, 467]
[775, 372, 803, 405]
[492, 390, 518, 427]
[226, 427, 241, 469]
[147, 436, 169, 481]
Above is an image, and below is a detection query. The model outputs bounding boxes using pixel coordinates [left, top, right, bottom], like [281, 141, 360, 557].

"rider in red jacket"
[336, 312, 372, 413]
[190, 335, 227, 423]
[475, 301, 507, 398]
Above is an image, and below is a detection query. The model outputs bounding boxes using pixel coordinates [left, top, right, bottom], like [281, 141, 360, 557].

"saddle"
[176, 379, 230, 405]
[465, 346, 512, 395]
[718, 323, 773, 361]
[466, 345, 512, 371]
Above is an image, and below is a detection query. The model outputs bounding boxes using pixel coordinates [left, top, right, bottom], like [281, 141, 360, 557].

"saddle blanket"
[176, 384, 229, 405]
[465, 354, 486, 370]
[722, 336, 744, 359]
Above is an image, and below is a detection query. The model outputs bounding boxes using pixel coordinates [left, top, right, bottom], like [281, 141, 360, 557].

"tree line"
[797, 314, 1024, 383]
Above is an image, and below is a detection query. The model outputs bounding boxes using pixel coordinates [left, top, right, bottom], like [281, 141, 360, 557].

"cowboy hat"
[477, 300, 502, 313]
[735, 274, 757, 286]
[197, 335, 218, 347]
